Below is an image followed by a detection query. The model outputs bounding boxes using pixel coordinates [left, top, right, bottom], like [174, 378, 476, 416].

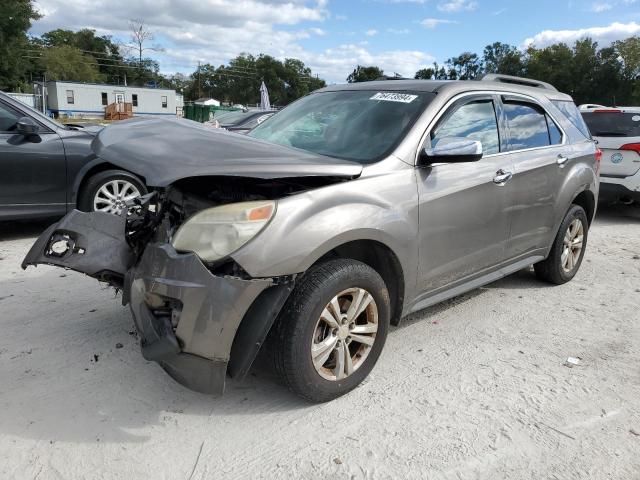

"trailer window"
[161, 96, 167, 108]
[66, 90, 74, 104]
[101, 92, 108, 106]
[132, 94, 138, 107]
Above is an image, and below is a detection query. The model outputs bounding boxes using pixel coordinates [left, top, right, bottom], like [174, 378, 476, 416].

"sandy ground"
[0, 203, 639, 480]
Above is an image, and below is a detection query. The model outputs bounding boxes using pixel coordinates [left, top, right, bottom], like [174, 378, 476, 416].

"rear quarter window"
[552, 100, 591, 139]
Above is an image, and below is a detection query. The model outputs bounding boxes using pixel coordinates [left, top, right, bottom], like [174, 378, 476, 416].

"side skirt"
[408, 254, 545, 315]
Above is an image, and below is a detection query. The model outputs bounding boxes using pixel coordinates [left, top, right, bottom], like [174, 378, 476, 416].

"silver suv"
[23, 74, 600, 402]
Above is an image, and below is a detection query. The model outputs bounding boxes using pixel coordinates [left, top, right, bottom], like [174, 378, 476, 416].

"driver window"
[0, 102, 20, 132]
[431, 100, 500, 155]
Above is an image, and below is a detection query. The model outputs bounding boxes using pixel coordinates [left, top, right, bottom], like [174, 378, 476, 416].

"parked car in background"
[23, 75, 598, 402]
[206, 109, 274, 134]
[580, 105, 640, 204]
[0, 91, 146, 220]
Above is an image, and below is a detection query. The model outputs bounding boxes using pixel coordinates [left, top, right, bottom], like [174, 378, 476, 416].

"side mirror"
[16, 117, 40, 136]
[419, 137, 483, 165]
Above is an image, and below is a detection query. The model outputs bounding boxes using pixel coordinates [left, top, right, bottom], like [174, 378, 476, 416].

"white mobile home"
[45, 81, 178, 118]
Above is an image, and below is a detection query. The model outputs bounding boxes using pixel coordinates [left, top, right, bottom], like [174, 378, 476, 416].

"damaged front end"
[21, 185, 303, 394]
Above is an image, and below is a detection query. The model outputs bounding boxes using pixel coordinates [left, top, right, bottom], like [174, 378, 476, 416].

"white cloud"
[365, 29, 379, 37]
[524, 21, 640, 48]
[30, 0, 435, 83]
[437, 0, 478, 12]
[386, 28, 411, 34]
[591, 2, 613, 12]
[420, 18, 458, 28]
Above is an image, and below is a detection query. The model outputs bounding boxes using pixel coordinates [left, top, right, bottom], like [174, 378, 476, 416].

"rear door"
[416, 94, 514, 294]
[0, 99, 67, 219]
[581, 110, 640, 178]
[499, 95, 568, 259]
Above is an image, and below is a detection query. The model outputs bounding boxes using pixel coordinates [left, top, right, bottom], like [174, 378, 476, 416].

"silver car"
[23, 74, 600, 402]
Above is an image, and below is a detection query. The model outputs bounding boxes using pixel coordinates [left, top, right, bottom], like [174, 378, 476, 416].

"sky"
[29, 0, 640, 83]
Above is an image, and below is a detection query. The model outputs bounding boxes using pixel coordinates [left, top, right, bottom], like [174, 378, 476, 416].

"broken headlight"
[171, 201, 276, 262]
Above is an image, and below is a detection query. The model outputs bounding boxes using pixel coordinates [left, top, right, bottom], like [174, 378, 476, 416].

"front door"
[115, 92, 125, 104]
[0, 99, 67, 219]
[416, 95, 514, 295]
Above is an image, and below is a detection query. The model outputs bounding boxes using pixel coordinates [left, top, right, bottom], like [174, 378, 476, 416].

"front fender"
[232, 170, 419, 289]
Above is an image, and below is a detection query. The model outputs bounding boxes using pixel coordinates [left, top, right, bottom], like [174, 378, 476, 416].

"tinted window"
[431, 100, 500, 155]
[547, 115, 563, 145]
[132, 94, 138, 107]
[0, 102, 20, 132]
[581, 112, 640, 137]
[101, 92, 108, 106]
[504, 102, 549, 151]
[553, 100, 591, 138]
[249, 90, 435, 164]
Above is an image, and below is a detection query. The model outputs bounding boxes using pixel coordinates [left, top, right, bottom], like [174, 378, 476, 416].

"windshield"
[581, 111, 640, 137]
[248, 90, 435, 163]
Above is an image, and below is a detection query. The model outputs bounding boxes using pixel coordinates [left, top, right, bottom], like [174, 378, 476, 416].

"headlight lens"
[171, 201, 275, 262]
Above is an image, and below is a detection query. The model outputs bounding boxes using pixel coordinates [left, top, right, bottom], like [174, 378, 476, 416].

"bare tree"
[128, 19, 162, 66]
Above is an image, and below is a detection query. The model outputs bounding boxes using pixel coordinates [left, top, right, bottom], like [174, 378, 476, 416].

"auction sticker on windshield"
[370, 92, 418, 103]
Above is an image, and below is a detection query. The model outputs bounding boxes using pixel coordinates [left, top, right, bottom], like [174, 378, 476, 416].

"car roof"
[317, 79, 573, 102]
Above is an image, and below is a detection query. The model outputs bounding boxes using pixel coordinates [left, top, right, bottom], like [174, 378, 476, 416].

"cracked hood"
[92, 116, 363, 187]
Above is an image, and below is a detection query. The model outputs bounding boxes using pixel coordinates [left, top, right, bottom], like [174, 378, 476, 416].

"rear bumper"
[599, 171, 640, 201]
[124, 243, 291, 395]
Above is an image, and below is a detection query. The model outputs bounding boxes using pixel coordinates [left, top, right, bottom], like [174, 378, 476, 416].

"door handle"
[493, 169, 513, 185]
[557, 155, 569, 167]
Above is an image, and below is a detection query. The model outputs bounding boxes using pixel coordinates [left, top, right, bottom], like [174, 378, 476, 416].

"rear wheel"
[270, 259, 391, 403]
[534, 204, 588, 284]
[78, 170, 146, 214]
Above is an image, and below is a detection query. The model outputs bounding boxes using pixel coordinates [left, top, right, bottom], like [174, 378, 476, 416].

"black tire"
[270, 259, 391, 403]
[534, 204, 589, 285]
[78, 169, 147, 213]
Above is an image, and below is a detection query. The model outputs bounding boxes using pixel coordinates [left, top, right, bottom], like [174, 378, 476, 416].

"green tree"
[40, 45, 104, 82]
[613, 36, 640, 103]
[446, 52, 482, 80]
[0, 0, 41, 91]
[347, 65, 384, 83]
[415, 62, 449, 80]
[482, 42, 524, 76]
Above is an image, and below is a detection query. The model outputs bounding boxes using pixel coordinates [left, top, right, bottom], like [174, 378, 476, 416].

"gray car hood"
[92, 116, 363, 186]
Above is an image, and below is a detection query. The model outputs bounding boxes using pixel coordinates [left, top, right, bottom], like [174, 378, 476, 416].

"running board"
[409, 255, 545, 314]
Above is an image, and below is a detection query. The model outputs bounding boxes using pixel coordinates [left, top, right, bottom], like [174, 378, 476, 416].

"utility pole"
[198, 60, 202, 98]
[42, 73, 46, 114]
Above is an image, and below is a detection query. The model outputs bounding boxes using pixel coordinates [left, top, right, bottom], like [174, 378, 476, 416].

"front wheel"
[270, 259, 391, 403]
[534, 204, 589, 284]
[78, 170, 147, 214]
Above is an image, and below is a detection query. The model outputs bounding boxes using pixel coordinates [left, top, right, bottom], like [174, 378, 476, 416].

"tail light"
[620, 143, 640, 155]
[595, 148, 602, 174]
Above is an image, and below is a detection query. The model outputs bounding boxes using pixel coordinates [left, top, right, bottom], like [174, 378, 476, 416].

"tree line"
[3, 0, 639, 107]
[349, 39, 640, 106]
[1, 0, 325, 106]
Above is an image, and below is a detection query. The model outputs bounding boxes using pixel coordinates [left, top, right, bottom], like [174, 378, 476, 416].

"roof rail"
[375, 75, 411, 81]
[478, 74, 558, 92]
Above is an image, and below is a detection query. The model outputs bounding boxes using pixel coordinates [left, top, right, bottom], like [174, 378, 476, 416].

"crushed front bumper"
[23, 210, 295, 395]
[124, 242, 282, 394]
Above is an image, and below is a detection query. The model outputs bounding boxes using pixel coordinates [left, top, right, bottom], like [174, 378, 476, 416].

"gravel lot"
[1, 203, 639, 480]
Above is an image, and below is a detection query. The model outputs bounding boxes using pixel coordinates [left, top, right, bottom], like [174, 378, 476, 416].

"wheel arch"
[571, 189, 596, 225]
[71, 160, 148, 209]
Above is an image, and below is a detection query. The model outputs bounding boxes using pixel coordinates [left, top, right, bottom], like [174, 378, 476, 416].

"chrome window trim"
[413, 90, 568, 165]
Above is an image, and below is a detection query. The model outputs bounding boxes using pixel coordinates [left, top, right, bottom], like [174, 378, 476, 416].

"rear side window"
[431, 100, 500, 155]
[547, 115, 563, 145]
[581, 112, 640, 138]
[503, 102, 550, 151]
[553, 100, 591, 139]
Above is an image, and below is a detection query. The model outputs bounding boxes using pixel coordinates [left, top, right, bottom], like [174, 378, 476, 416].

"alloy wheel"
[561, 218, 584, 273]
[93, 180, 141, 215]
[311, 288, 378, 381]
